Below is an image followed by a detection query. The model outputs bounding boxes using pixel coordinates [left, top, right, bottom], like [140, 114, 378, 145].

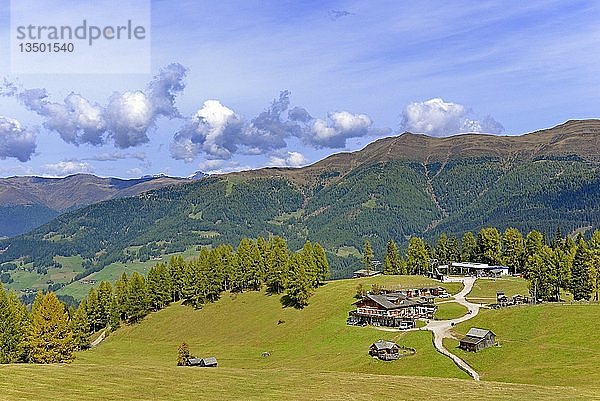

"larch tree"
[97, 281, 113, 328]
[448, 235, 461, 263]
[27, 292, 76, 363]
[525, 230, 545, 261]
[313, 243, 330, 285]
[0, 284, 28, 363]
[434, 233, 450, 264]
[286, 253, 313, 308]
[588, 230, 600, 301]
[502, 227, 525, 274]
[71, 298, 91, 350]
[461, 232, 478, 262]
[86, 288, 101, 332]
[168, 255, 186, 302]
[177, 341, 191, 366]
[147, 263, 170, 311]
[114, 273, 129, 321]
[266, 236, 289, 294]
[383, 239, 401, 275]
[477, 227, 503, 265]
[406, 237, 428, 275]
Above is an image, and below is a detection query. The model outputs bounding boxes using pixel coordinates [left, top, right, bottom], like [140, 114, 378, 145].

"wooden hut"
[459, 328, 496, 352]
[369, 340, 400, 360]
[186, 357, 218, 367]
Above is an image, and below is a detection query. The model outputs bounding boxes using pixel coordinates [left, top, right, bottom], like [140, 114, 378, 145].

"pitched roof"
[460, 336, 485, 345]
[364, 294, 403, 309]
[367, 294, 429, 309]
[466, 328, 494, 338]
[371, 340, 398, 350]
[201, 357, 218, 366]
[187, 358, 203, 365]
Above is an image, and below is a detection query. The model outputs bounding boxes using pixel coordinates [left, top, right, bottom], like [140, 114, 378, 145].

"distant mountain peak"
[187, 171, 207, 180]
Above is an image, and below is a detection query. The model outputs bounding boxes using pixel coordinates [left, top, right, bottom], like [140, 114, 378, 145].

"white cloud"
[105, 91, 154, 148]
[43, 161, 93, 176]
[307, 111, 373, 148]
[171, 100, 244, 161]
[197, 159, 250, 174]
[400, 98, 504, 137]
[0, 116, 37, 162]
[171, 90, 384, 161]
[2, 63, 187, 148]
[198, 159, 230, 171]
[268, 151, 309, 167]
[127, 167, 143, 177]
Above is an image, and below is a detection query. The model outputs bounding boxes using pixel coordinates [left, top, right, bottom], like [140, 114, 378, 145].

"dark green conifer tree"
[126, 272, 149, 322]
[570, 237, 593, 301]
[266, 236, 289, 294]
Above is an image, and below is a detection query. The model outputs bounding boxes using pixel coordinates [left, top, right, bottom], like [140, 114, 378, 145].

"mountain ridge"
[0, 173, 205, 237]
[228, 119, 600, 187]
[2, 119, 600, 280]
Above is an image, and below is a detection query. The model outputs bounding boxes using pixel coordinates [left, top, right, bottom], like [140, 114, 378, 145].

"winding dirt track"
[374, 276, 482, 380]
[423, 277, 481, 380]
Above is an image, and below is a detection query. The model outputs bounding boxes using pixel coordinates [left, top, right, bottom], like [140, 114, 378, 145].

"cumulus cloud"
[197, 159, 250, 174]
[171, 90, 381, 162]
[288, 106, 312, 123]
[0, 116, 37, 162]
[43, 161, 92, 176]
[268, 151, 309, 167]
[400, 98, 504, 137]
[171, 100, 244, 161]
[242, 90, 302, 152]
[307, 111, 373, 148]
[2, 63, 187, 148]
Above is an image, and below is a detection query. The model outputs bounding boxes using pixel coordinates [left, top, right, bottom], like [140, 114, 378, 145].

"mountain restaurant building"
[348, 293, 436, 329]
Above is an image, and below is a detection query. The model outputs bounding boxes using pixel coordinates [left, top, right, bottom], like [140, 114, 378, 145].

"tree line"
[371, 226, 600, 302]
[0, 235, 329, 364]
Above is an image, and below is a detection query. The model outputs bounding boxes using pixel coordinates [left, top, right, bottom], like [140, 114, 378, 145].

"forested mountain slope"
[0, 174, 193, 237]
[2, 119, 600, 278]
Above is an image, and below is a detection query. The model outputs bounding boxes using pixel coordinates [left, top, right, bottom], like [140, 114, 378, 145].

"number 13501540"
[18, 42, 74, 53]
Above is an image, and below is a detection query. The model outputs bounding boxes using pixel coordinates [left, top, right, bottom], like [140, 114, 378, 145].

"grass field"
[3, 276, 600, 400]
[434, 302, 468, 320]
[75, 275, 467, 379]
[2, 364, 597, 401]
[57, 247, 201, 299]
[465, 277, 530, 303]
[447, 303, 600, 388]
[4, 256, 85, 294]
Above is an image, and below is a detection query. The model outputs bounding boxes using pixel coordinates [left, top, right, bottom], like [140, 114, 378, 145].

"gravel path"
[373, 276, 483, 380]
[423, 276, 481, 380]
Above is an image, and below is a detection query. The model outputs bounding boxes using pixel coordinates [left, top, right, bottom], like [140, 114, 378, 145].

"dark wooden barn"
[459, 328, 496, 352]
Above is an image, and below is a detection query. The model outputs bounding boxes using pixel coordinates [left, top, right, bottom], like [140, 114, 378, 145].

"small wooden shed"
[187, 357, 218, 367]
[459, 328, 496, 352]
[369, 340, 400, 360]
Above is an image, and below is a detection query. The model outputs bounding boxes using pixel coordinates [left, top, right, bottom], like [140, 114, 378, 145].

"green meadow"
[2, 275, 599, 400]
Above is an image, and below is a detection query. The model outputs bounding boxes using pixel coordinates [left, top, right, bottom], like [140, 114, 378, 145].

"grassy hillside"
[466, 277, 530, 303]
[77, 275, 466, 378]
[3, 364, 597, 401]
[2, 276, 600, 400]
[434, 302, 468, 320]
[447, 303, 600, 388]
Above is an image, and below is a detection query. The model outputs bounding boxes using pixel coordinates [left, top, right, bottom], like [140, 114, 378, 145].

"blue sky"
[0, 0, 599, 177]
